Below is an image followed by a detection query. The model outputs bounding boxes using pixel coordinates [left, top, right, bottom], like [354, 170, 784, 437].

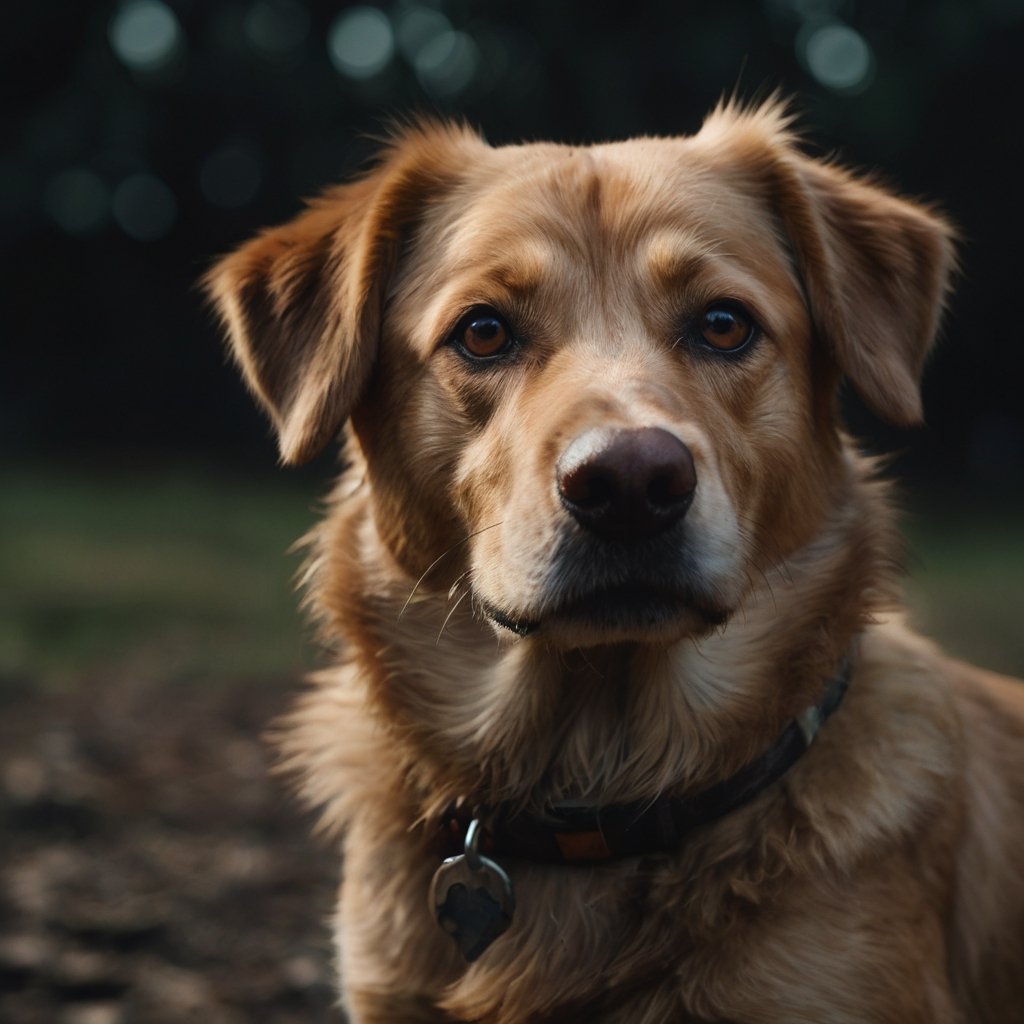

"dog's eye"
[454, 309, 513, 359]
[700, 304, 756, 352]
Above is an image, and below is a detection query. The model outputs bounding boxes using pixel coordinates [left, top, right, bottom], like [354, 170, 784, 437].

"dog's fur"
[206, 100, 1024, 1023]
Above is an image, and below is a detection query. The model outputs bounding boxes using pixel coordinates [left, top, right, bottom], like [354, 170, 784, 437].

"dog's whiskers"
[399, 521, 502, 620]
[447, 569, 473, 601]
[436, 589, 470, 644]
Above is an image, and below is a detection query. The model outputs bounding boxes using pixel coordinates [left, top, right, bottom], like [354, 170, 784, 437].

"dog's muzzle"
[483, 427, 716, 639]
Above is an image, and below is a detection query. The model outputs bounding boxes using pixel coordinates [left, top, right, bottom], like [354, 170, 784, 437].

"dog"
[205, 99, 1024, 1023]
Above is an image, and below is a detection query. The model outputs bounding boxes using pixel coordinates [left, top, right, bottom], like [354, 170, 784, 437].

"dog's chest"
[434, 836, 951, 1024]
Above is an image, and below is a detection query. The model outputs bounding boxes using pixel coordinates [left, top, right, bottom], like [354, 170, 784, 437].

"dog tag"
[429, 819, 515, 962]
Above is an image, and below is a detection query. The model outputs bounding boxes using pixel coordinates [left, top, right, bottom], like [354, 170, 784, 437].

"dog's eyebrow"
[419, 244, 555, 340]
[449, 240, 555, 299]
[416, 241, 558, 351]
[642, 230, 717, 287]
[487, 257, 551, 297]
[640, 229, 793, 338]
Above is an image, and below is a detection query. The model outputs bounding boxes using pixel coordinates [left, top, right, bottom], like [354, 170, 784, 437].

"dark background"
[2, 4, 1023, 1022]
[4, 0, 1024, 484]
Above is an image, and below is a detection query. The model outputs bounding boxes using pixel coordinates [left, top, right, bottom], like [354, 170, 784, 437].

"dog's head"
[206, 101, 954, 650]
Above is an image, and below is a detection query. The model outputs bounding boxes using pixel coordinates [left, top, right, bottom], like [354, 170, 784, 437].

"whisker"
[468, 591, 489, 623]
[399, 521, 503, 620]
[436, 590, 470, 644]
[447, 569, 473, 600]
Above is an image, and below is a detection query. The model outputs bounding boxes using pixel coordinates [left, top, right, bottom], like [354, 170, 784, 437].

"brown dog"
[206, 100, 1024, 1023]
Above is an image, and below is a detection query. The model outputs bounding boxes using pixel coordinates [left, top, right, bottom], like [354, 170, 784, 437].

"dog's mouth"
[483, 585, 729, 639]
[486, 607, 541, 637]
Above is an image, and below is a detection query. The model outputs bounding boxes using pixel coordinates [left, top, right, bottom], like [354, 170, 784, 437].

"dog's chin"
[484, 586, 730, 648]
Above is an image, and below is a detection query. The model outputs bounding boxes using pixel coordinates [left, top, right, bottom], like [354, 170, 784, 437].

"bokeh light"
[112, 173, 177, 241]
[800, 22, 874, 93]
[414, 29, 479, 97]
[44, 169, 109, 237]
[394, 5, 451, 61]
[327, 7, 394, 80]
[108, 0, 183, 73]
[393, 5, 480, 98]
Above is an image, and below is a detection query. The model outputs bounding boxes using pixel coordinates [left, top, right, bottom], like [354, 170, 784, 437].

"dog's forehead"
[394, 136, 797, 354]
[443, 137, 780, 259]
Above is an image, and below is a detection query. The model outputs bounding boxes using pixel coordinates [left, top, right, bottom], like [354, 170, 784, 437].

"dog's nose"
[556, 427, 697, 541]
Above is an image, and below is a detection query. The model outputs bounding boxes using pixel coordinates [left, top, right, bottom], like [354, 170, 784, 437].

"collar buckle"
[796, 704, 823, 746]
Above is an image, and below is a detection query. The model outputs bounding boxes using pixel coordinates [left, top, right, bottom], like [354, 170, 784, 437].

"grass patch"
[1, 468, 1021, 687]
[0, 467, 322, 687]
[904, 498, 1024, 677]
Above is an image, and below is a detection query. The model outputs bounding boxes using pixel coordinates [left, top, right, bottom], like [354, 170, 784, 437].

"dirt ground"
[0, 671, 344, 1024]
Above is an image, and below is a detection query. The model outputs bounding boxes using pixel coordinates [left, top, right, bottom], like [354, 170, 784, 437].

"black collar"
[438, 656, 851, 864]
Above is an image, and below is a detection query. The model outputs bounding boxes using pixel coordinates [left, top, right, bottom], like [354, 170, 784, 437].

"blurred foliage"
[904, 500, 1024, 677]
[0, 469, 319, 687]
[2, 470, 1021, 687]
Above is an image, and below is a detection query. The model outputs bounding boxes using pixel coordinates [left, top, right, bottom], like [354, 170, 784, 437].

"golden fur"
[206, 100, 1024, 1022]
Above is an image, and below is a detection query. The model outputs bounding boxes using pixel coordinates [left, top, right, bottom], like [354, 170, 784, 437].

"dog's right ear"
[204, 123, 480, 464]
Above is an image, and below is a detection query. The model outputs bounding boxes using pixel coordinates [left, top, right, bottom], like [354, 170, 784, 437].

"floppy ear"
[204, 122, 480, 464]
[703, 100, 957, 425]
[774, 152, 957, 425]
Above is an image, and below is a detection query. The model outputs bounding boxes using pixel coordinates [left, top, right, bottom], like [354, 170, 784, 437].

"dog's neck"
[309, 453, 898, 818]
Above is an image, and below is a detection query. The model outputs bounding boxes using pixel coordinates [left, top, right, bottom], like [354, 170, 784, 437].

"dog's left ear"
[776, 152, 957, 425]
[704, 102, 957, 426]
[204, 122, 481, 464]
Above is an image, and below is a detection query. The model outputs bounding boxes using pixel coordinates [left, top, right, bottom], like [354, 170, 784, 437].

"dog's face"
[207, 102, 954, 652]
[360, 138, 832, 648]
